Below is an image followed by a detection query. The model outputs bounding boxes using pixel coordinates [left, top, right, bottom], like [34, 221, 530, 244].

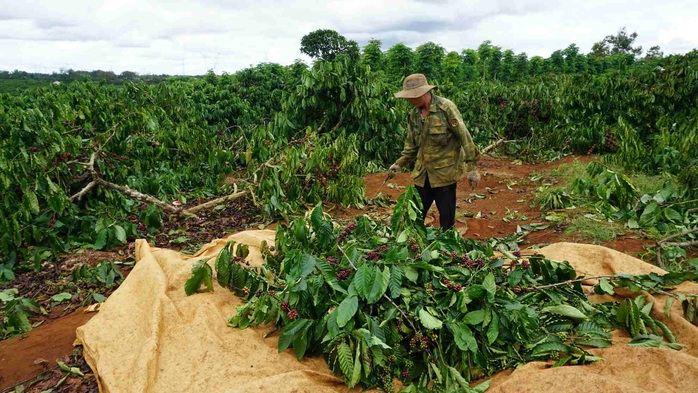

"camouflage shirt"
[394, 94, 480, 188]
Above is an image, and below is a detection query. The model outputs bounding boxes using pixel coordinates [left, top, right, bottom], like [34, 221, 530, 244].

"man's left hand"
[467, 170, 481, 190]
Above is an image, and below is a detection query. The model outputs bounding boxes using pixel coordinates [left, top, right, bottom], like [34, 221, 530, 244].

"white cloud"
[0, 0, 696, 74]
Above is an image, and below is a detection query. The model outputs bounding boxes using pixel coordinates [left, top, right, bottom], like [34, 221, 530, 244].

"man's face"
[406, 92, 429, 109]
[406, 97, 421, 107]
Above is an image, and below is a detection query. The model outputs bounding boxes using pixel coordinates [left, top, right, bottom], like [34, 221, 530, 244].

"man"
[389, 73, 480, 230]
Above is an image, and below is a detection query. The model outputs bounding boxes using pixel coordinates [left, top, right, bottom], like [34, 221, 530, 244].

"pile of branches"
[187, 186, 698, 392]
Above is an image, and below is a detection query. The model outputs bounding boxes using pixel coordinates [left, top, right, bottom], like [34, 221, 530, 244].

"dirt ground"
[0, 155, 683, 392]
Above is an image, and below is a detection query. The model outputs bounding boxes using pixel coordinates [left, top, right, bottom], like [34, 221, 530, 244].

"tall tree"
[591, 27, 643, 57]
[562, 44, 580, 73]
[477, 40, 494, 79]
[548, 50, 565, 73]
[477, 41, 494, 79]
[300, 29, 359, 61]
[488, 45, 503, 80]
[361, 39, 385, 72]
[514, 52, 529, 80]
[461, 49, 479, 81]
[499, 49, 515, 81]
[415, 42, 446, 80]
[385, 43, 415, 84]
[645, 45, 664, 59]
[441, 51, 462, 86]
[529, 56, 545, 76]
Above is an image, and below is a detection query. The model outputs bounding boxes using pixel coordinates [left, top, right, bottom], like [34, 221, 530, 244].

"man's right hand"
[467, 169, 481, 190]
[389, 163, 400, 175]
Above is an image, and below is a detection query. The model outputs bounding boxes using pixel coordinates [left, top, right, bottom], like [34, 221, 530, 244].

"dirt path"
[0, 309, 94, 391]
[355, 155, 652, 252]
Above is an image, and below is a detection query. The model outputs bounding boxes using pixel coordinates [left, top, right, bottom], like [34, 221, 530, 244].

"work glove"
[467, 169, 480, 190]
[389, 163, 400, 175]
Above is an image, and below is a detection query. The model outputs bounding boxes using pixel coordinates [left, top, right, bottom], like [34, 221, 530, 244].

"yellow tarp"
[75, 235, 698, 393]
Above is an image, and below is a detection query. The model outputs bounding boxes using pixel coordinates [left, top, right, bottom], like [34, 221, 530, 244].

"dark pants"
[416, 175, 457, 230]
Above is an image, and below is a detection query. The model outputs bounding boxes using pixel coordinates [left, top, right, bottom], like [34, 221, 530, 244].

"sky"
[1, 0, 697, 75]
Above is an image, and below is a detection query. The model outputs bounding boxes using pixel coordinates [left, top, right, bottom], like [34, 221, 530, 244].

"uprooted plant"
[185, 186, 698, 392]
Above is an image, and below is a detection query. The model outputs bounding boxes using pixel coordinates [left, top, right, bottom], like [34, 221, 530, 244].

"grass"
[564, 214, 628, 243]
[545, 158, 674, 197]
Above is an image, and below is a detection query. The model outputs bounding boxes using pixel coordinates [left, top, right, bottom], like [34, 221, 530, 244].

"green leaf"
[336, 342, 353, 379]
[184, 258, 213, 296]
[542, 304, 588, 320]
[639, 202, 659, 227]
[299, 253, 316, 277]
[25, 190, 39, 213]
[352, 263, 371, 298]
[366, 266, 390, 304]
[93, 293, 107, 303]
[51, 292, 72, 303]
[215, 247, 232, 288]
[576, 321, 604, 333]
[482, 272, 496, 303]
[396, 230, 408, 243]
[310, 204, 335, 250]
[113, 225, 127, 244]
[419, 308, 443, 330]
[57, 360, 84, 377]
[627, 336, 661, 348]
[655, 320, 676, 343]
[337, 296, 358, 328]
[447, 322, 477, 352]
[629, 300, 643, 337]
[448, 366, 468, 388]
[463, 309, 486, 325]
[573, 337, 612, 348]
[278, 319, 312, 352]
[403, 265, 418, 283]
[663, 208, 683, 222]
[627, 218, 639, 229]
[388, 266, 403, 298]
[310, 203, 324, 230]
[349, 342, 362, 387]
[0, 288, 18, 302]
[553, 356, 571, 367]
[465, 285, 486, 301]
[664, 297, 674, 319]
[292, 325, 311, 360]
[598, 277, 614, 295]
[93, 228, 107, 250]
[430, 362, 442, 384]
[532, 341, 570, 356]
[487, 312, 499, 344]
[327, 309, 340, 338]
[8, 310, 32, 333]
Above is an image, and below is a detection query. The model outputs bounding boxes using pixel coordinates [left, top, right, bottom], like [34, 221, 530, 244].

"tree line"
[302, 27, 669, 88]
[1, 27, 674, 95]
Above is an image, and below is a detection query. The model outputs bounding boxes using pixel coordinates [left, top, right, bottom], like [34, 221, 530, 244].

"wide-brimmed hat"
[394, 73, 437, 99]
